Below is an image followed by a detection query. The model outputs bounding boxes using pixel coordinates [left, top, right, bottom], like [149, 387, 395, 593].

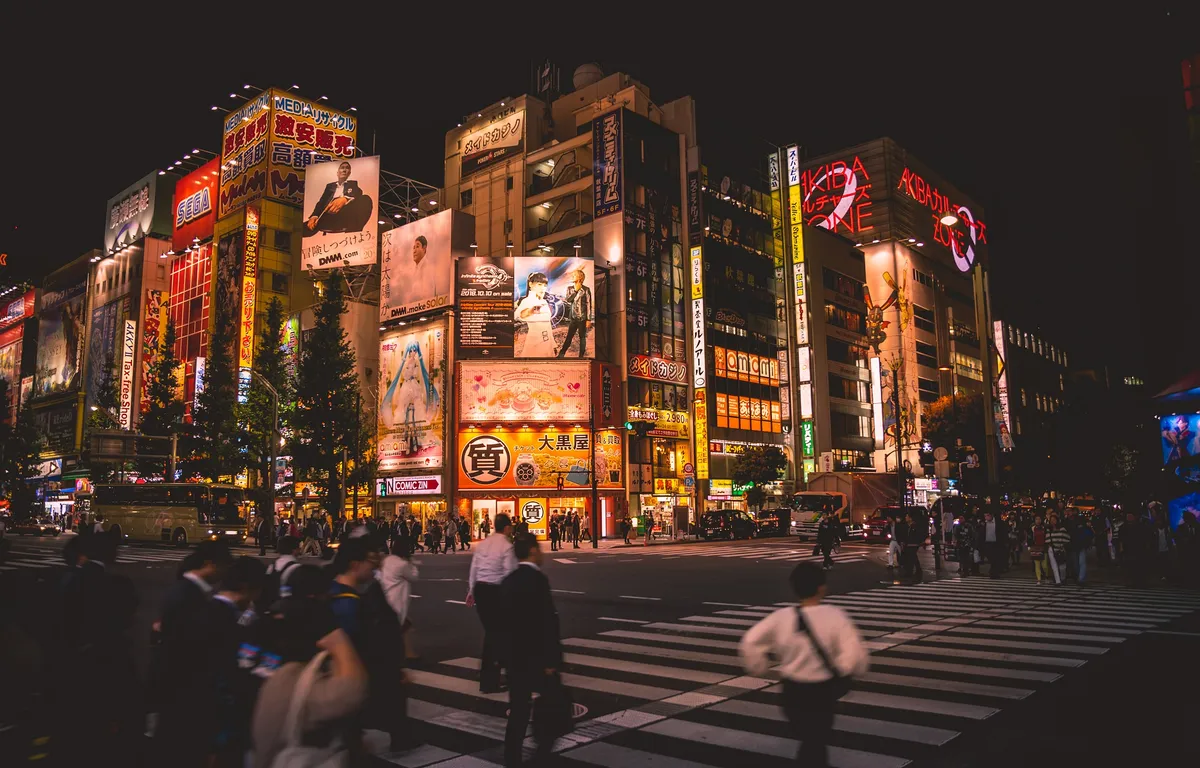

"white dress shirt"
[377, 554, 419, 624]
[468, 531, 518, 592]
[183, 571, 214, 596]
[331, 181, 350, 200]
[739, 604, 869, 683]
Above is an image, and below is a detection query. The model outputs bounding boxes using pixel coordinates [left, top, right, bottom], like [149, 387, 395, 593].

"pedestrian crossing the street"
[378, 578, 1200, 768]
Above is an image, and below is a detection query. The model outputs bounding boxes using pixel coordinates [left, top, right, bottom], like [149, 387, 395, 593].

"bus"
[94, 483, 250, 546]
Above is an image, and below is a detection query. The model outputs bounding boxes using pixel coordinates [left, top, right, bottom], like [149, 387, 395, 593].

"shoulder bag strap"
[795, 607, 840, 678]
[282, 650, 330, 747]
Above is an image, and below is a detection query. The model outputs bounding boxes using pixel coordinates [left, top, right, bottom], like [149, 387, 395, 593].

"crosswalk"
[589, 540, 875, 564]
[0, 540, 281, 572]
[378, 578, 1200, 767]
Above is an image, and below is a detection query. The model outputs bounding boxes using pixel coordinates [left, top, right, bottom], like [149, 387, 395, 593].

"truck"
[790, 472, 899, 540]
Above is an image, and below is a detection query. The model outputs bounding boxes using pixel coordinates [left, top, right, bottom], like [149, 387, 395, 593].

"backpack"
[260, 559, 300, 612]
[269, 651, 347, 767]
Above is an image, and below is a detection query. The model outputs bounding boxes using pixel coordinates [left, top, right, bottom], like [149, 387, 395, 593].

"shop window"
[460, 188, 473, 207]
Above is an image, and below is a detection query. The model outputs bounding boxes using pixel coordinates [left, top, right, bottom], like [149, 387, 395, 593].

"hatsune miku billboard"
[378, 318, 446, 473]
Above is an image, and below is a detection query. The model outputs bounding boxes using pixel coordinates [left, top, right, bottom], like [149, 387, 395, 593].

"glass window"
[827, 373, 869, 403]
[826, 337, 869, 368]
[460, 188, 473, 207]
[824, 304, 865, 335]
[916, 341, 938, 369]
[913, 304, 935, 334]
[917, 376, 940, 403]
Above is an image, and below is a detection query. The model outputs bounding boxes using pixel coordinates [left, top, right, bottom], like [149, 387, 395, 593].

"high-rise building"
[793, 138, 996, 480]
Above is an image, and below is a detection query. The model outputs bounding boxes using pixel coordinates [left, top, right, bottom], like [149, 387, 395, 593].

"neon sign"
[800, 156, 874, 235]
[896, 167, 988, 273]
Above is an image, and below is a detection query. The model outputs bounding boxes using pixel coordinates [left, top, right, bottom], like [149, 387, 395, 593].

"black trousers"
[304, 195, 374, 235]
[820, 542, 833, 568]
[505, 681, 554, 767]
[781, 679, 836, 767]
[557, 320, 588, 357]
[474, 583, 506, 690]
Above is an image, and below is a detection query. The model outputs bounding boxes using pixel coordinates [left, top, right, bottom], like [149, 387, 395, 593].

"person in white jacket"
[739, 562, 869, 767]
[377, 538, 420, 661]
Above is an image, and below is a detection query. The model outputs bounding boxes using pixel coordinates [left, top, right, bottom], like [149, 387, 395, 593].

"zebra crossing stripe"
[708, 699, 960, 746]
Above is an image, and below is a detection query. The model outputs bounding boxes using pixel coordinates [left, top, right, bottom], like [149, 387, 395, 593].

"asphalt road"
[3, 534, 1198, 767]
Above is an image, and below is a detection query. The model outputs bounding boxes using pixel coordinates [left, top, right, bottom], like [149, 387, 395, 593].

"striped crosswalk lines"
[0, 541, 282, 574]
[376, 578, 1200, 768]
[591, 541, 876, 564]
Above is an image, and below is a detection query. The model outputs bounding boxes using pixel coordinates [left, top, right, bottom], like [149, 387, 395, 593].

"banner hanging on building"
[461, 110, 525, 176]
[513, 256, 594, 359]
[139, 290, 167, 414]
[381, 209, 472, 321]
[119, 319, 137, 429]
[239, 205, 260, 370]
[593, 109, 623, 217]
[300, 155, 380, 270]
[33, 282, 86, 397]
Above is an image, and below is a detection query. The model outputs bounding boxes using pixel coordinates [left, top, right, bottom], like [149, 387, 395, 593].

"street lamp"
[248, 370, 280, 532]
[939, 210, 959, 227]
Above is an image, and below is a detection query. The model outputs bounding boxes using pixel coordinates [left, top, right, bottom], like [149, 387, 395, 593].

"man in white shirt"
[740, 562, 869, 766]
[303, 161, 373, 235]
[515, 272, 556, 357]
[466, 512, 517, 693]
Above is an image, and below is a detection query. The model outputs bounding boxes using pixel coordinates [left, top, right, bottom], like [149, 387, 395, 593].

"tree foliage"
[193, 276, 244, 481]
[922, 392, 986, 457]
[139, 317, 186, 479]
[732, 446, 788, 510]
[0, 397, 46, 522]
[83, 354, 122, 482]
[241, 298, 295, 510]
[293, 276, 359, 517]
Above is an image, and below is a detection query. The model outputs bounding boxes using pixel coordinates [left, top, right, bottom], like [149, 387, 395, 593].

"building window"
[832, 449, 874, 471]
[1016, 416, 1022, 435]
[913, 304, 935, 333]
[916, 341, 938, 369]
[822, 268, 864, 302]
[828, 372, 869, 403]
[830, 411, 872, 439]
[460, 188, 473, 207]
[912, 268, 934, 288]
[273, 229, 292, 251]
[1060, 374, 1064, 392]
[824, 303, 865, 335]
[917, 376, 940, 403]
[826, 336, 869, 369]
[1008, 324, 1016, 345]
[1020, 389, 1027, 406]
[954, 352, 983, 381]
[506, 176, 514, 191]
[270, 271, 289, 294]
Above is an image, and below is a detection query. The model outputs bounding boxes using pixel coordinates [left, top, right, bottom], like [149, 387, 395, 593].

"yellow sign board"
[627, 405, 690, 438]
[694, 394, 709, 480]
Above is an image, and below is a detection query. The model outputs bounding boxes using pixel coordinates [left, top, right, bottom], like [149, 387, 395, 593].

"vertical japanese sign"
[119, 319, 137, 429]
[800, 420, 815, 458]
[690, 247, 706, 389]
[593, 109, 623, 218]
[218, 91, 271, 218]
[239, 205, 260, 371]
[694, 396, 709, 480]
[140, 290, 167, 414]
[870, 356, 885, 449]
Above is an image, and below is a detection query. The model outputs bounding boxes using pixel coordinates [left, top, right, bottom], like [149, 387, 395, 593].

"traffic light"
[625, 420, 654, 438]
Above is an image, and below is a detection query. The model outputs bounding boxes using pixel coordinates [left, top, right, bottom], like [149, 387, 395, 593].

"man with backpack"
[261, 536, 301, 609]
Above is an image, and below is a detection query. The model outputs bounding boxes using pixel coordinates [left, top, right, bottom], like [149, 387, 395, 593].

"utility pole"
[892, 365, 905, 521]
[590, 401, 599, 549]
[353, 389, 360, 519]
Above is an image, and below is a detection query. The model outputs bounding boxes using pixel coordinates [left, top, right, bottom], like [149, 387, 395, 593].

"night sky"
[3, 9, 1195, 390]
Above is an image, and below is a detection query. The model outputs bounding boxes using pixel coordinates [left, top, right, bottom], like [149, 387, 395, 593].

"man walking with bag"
[467, 513, 518, 693]
[740, 563, 869, 767]
[502, 533, 567, 767]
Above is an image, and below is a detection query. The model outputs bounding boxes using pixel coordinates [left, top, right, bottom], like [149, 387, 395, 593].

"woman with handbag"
[739, 562, 869, 767]
[1029, 515, 1048, 584]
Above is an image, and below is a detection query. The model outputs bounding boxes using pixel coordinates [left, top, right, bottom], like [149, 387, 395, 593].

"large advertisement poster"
[380, 209, 464, 321]
[513, 256, 594, 359]
[34, 283, 86, 397]
[86, 297, 126, 412]
[173, 159, 219, 251]
[218, 91, 271, 217]
[378, 320, 446, 473]
[1161, 415, 1200, 465]
[461, 110, 525, 176]
[460, 361, 590, 423]
[457, 427, 623, 490]
[456, 256, 515, 356]
[0, 331, 21, 393]
[35, 402, 78, 458]
[140, 290, 167, 414]
[301, 156, 380, 270]
[104, 171, 174, 252]
[216, 229, 244, 322]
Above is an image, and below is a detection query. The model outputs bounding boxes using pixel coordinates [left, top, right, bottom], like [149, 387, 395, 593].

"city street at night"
[4, 534, 1199, 767]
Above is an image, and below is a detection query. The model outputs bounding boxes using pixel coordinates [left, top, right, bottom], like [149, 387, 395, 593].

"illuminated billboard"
[593, 109, 623, 217]
[119, 319, 136, 429]
[1161, 415, 1200, 465]
[457, 427, 623, 490]
[140, 290, 167, 414]
[457, 256, 515, 356]
[173, 159, 219, 251]
[239, 206, 260, 370]
[34, 282, 86, 396]
[104, 171, 174, 252]
[301, 155, 380, 270]
[381, 209, 472, 321]
[459, 361, 590, 423]
[378, 319, 447, 473]
[219, 89, 357, 218]
[461, 110, 525, 176]
[513, 256, 594, 359]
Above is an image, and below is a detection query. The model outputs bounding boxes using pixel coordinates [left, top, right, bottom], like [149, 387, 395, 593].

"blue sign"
[593, 110, 623, 218]
[684, 476, 695, 489]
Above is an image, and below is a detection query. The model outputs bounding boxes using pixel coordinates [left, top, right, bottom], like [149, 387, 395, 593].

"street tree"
[139, 317, 186, 479]
[83, 354, 122, 482]
[242, 297, 294, 513]
[293, 275, 359, 518]
[193, 275, 243, 481]
[0, 395, 46, 522]
[732, 446, 788, 511]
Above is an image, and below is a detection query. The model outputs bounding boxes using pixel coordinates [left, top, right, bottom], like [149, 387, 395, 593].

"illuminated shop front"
[376, 474, 447, 525]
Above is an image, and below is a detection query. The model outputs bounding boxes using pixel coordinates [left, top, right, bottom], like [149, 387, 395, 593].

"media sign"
[456, 256, 515, 356]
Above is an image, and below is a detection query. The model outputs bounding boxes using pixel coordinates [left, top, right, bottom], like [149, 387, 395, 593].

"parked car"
[699, 510, 757, 541]
[754, 508, 791, 537]
[10, 518, 61, 537]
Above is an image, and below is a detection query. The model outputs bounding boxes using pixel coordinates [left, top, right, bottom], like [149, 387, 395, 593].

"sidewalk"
[900, 545, 1188, 588]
